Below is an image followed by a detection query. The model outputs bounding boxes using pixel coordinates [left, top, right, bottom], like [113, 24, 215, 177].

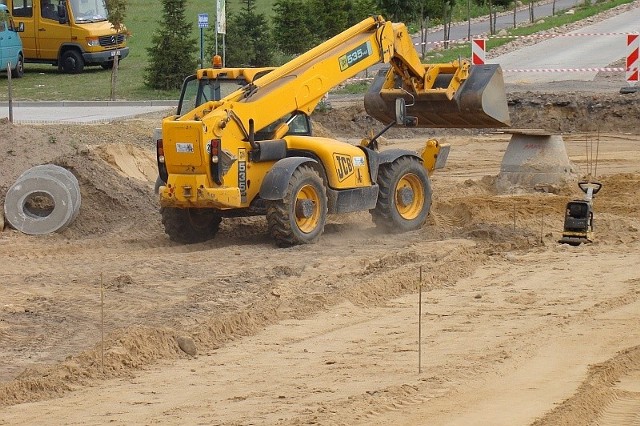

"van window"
[40, 0, 57, 20]
[11, 0, 33, 17]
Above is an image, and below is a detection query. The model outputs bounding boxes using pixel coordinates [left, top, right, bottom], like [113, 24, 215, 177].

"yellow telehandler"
[155, 16, 510, 246]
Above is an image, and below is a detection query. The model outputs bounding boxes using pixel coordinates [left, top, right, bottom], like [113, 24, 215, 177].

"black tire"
[266, 165, 327, 247]
[59, 50, 84, 74]
[371, 156, 432, 233]
[12, 54, 24, 78]
[161, 207, 221, 244]
[101, 61, 114, 70]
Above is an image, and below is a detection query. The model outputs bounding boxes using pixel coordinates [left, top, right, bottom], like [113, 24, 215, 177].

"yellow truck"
[156, 16, 510, 246]
[2, 0, 128, 73]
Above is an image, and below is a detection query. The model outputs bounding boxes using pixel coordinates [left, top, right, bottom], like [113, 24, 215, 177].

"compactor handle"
[578, 181, 602, 195]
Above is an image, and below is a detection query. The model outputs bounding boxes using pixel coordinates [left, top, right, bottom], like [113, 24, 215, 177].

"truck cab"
[0, 3, 24, 77]
[2, 0, 128, 73]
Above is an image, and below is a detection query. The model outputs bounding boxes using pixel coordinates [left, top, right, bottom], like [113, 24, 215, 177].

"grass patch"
[0, 0, 278, 101]
[334, 81, 371, 95]
[0, 0, 630, 101]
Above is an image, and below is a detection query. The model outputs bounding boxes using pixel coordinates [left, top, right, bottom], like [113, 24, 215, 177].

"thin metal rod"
[7, 63, 13, 123]
[101, 273, 104, 375]
[418, 266, 422, 374]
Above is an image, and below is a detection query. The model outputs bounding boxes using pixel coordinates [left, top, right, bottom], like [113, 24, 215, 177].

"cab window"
[255, 113, 311, 141]
[11, 0, 33, 17]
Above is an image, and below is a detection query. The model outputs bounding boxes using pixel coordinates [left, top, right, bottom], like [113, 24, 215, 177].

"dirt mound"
[0, 118, 160, 236]
[53, 150, 158, 238]
[507, 91, 640, 133]
[313, 90, 640, 139]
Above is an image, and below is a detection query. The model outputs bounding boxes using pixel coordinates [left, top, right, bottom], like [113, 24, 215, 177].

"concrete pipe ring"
[4, 171, 78, 235]
[18, 165, 81, 226]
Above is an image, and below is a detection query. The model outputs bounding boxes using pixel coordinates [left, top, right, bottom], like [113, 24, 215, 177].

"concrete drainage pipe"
[3, 165, 81, 235]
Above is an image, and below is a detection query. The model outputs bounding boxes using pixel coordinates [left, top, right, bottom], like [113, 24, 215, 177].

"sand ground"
[1, 86, 639, 425]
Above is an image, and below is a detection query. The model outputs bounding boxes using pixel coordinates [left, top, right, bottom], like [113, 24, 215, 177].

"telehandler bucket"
[364, 64, 511, 128]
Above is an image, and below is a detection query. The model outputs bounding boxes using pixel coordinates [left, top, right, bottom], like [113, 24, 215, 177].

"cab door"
[1, 7, 21, 71]
[35, 0, 71, 60]
[0, 19, 7, 69]
[7, 0, 36, 59]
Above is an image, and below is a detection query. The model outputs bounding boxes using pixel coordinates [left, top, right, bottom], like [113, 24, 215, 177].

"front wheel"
[266, 165, 327, 247]
[371, 156, 432, 233]
[12, 54, 24, 78]
[59, 50, 84, 74]
[161, 207, 221, 244]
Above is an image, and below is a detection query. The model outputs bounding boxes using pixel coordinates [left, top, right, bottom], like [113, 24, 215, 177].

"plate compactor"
[559, 181, 602, 246]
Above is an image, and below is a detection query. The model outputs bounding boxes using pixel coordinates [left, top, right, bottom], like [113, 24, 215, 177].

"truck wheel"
[371, 156, 432, 233]
[161, 207, 221, 244]
[60, 50, 84, 74]
[266, 165, 327, 247]
[12, 54, 24, 78]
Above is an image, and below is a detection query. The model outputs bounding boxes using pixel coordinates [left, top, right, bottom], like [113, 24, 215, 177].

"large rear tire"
[371, 157, 432, 233]
[266, 165, 327, 247]
[161, 207, 221, 244]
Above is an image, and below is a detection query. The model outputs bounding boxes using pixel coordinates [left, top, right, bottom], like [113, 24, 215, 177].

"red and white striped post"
[471, 38, 486, 65]
[626, 33, 639, 86]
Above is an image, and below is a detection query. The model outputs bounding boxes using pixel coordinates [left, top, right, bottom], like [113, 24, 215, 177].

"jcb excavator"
[155, 15, 510, 246]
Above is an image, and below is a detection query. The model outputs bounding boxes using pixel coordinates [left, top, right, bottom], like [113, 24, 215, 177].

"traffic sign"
[198, 13, 209, 29]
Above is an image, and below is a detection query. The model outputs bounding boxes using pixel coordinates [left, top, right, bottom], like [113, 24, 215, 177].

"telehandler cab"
[155, 16, 511, 246]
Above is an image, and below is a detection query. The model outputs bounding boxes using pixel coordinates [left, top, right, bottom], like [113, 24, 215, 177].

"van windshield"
[70, 0, 108, 23]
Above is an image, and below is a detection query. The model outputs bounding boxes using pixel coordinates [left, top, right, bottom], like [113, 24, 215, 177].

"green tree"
[210, 0, 274, 67]
[145, 0, 197, 90]
[308, 0, 349, 39]
[346, 0, 379, 24]
[272, 0, 316, 55]
[377, 0, 421, 21]
[105, 0, 127, 100]
[417, 0, 447, 19]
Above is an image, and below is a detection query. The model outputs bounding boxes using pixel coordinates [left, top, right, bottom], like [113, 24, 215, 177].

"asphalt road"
[0, 101, 176, 124]
[494, 6, 640, 84]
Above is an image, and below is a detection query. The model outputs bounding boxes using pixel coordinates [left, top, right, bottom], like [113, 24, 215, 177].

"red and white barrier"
[472, 39, 486, 65]
[469, 33, 639, 86]
[627, 33, 639, 86]
[505, 67, 625, 73]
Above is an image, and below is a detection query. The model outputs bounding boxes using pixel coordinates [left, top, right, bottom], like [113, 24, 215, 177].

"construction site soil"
[1, 79, 639, 425]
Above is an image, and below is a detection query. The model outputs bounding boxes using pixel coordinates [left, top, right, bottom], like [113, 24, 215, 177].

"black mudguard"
[259, 157, 318, 200]
[378, 148, 422, 165]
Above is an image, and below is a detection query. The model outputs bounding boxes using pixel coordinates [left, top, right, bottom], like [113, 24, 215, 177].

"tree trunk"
[110, 53, 119, 101]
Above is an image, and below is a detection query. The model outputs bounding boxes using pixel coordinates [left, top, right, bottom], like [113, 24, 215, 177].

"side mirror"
[16, 22, 25, 32]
